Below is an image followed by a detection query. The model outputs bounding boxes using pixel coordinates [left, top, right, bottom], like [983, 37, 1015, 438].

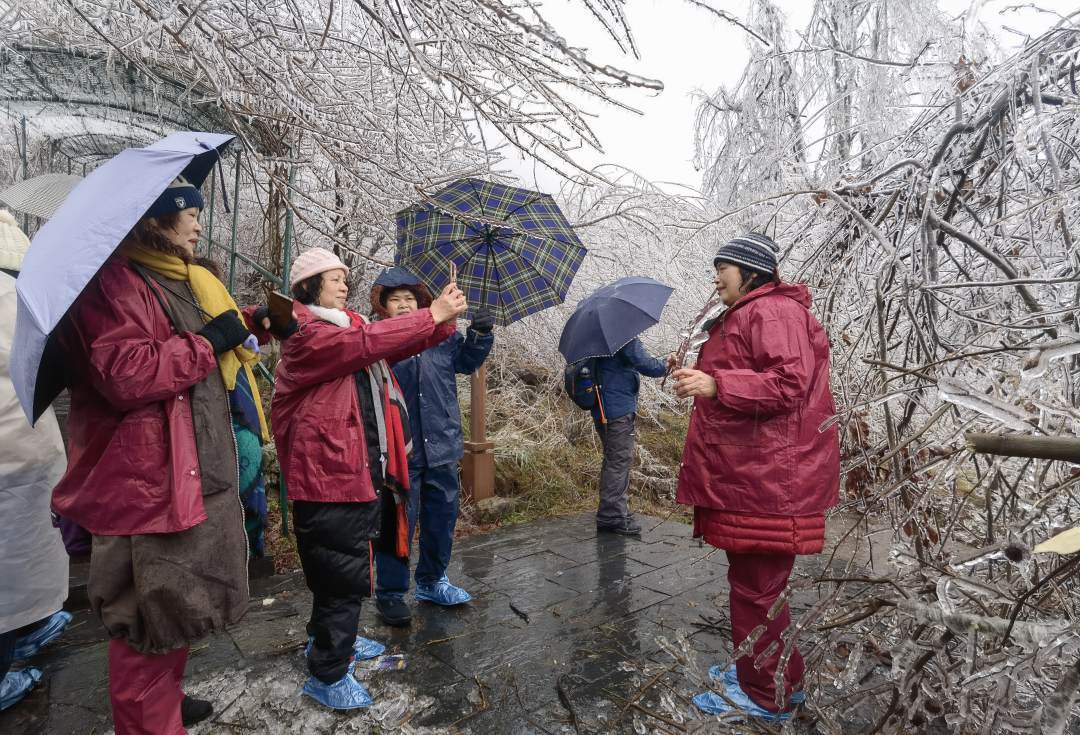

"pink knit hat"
[289, 247, 349, 289]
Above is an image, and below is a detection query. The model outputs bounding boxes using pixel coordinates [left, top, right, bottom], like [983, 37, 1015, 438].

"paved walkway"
[1, 513, 828, 734]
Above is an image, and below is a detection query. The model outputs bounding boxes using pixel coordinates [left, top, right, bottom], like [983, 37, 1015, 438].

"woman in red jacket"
[53, 177, 260, 733]
[672, 232, 839, 722]
[271, 248, 465, 709]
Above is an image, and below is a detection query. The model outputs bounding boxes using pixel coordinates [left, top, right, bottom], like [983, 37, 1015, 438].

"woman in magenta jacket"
[672, 232, 839, 722]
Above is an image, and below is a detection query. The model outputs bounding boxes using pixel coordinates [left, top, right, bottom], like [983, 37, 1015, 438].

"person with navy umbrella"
[588, 338, 667, 535]
[559, 277, 673, 536]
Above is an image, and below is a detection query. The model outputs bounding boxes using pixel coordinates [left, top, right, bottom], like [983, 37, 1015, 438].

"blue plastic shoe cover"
[352, 636, 386, 660]
[14, 611, 73, 660]
[0, 668, 43, 711]
[415, 575, 472, 606]
[301, 672, 373, 710]
[707, 663, 805, 705]
[708, 663, 738, 688]
[692, 674, 794, 722]
[305, 635, 386, 661]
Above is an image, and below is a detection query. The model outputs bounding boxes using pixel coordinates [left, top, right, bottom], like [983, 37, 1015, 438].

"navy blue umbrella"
[558, 277, 674, 364]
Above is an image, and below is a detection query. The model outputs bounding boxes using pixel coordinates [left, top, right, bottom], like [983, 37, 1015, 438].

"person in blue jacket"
[591, 338, 667, 535]
[369, 267, 494, 626]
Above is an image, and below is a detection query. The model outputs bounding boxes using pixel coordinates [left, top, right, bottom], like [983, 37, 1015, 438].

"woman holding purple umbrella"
[49, 175, 262, 734]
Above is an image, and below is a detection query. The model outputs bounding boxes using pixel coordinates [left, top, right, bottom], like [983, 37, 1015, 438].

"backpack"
[564, 357, 604, 414]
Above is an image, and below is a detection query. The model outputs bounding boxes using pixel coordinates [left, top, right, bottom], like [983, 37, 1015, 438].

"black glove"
[252, 305, 299, 340]
[469, 308, 496, 335]
[197, 311, 251, 354]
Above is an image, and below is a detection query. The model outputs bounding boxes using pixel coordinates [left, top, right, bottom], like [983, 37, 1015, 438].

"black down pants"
[293, 500, 378, 684]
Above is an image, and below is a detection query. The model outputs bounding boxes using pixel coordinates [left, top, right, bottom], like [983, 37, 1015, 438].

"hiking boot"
[375, 597, 412, 627]
[301, 671, 373, 710]
[180, 696, 213, 727]
[597, 517, 642, 536]
[14, 611, 73, 660]
[0, 668, 42, 711]
[415, 576, 472, 606]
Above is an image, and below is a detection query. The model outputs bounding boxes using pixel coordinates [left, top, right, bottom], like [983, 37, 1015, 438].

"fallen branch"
[965, 432, 1080, 463]
[509, 600, 531, 624]
[1040, 657, 1080, 735]
[899, 599, 1073, 648]
[613, 663, 676, 727]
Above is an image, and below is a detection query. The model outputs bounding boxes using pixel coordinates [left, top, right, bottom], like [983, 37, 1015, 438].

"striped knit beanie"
[713, 232, 779, 276]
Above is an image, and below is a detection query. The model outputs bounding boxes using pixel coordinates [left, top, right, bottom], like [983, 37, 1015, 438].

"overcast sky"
[504, 0, 1077, 193]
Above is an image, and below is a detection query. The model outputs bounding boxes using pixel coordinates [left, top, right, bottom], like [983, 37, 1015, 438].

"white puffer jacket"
[0, 271, 68, 633]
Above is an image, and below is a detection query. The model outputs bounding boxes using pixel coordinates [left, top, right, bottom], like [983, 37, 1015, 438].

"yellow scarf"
[120, 243, 269, 442]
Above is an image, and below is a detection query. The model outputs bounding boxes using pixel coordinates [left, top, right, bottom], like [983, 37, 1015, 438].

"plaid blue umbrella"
[395, 178, 586, 326]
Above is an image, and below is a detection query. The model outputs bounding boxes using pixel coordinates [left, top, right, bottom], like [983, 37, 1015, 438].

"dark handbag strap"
[130, 263, 181, 335]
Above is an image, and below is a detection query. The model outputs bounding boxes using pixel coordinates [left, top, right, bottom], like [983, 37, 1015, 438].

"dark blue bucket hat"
[374, 266, 422, 288]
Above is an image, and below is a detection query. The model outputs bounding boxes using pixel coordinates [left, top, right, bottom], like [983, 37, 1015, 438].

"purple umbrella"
[11, 131, 235, 423]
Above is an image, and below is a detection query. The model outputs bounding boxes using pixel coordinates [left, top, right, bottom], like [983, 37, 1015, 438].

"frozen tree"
[0, 0, 663, 288]
[504, 166, 720, 368]
[692, 6, 1080, 730]
[693, 0, 804, 210]
[694, 0, 967, 221]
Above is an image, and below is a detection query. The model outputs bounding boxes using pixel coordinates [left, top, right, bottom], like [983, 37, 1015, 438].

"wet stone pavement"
[1, 513, 833, 734]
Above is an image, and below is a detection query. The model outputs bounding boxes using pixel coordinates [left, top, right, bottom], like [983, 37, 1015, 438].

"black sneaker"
[597, 517, 642, 536]
[375, 597, 412, 627]
[180, 695, 213, 727]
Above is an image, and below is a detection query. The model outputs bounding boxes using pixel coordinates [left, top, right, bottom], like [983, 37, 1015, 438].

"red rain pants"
[727, 550, 805, 711]
[107, 638, 188, 734]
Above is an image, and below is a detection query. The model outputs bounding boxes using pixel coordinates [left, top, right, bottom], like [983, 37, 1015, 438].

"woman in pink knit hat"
[271, 247, 467, 709]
